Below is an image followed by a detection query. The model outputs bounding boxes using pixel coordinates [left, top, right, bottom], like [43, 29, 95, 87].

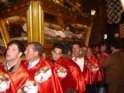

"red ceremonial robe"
[51, 56, 85, 93]
[0, 71, 15, 93]
[0, 63, 29, 93]
[98, 52, 108, 63]
[23, 57, 63, 93]
[84, 56, 104, 85]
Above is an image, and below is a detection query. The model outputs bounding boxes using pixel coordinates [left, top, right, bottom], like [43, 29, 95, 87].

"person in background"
[91, 44, 108, 93]
[0, 40, 29, 93]
[103, 41, 124, 93]
[85, 47, 104, 93]
[98, 43, 109, 63]
[92, 44, 100, 59]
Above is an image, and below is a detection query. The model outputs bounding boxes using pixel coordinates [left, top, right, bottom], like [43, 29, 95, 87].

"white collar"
[7, 63, 13, 70]
[28, 58, 40, 69]
[72, 57, 85, 72]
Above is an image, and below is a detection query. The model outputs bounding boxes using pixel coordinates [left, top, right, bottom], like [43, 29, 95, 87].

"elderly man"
[23, 42, 63, 93]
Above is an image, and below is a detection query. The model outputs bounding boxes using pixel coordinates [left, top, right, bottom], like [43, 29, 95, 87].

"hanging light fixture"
[120, 0, 124, 10]
[91, 9, 96, 16]
[52, 0, 63, 5]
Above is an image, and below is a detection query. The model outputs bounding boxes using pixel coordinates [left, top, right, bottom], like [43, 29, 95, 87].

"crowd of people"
[0, 40, 124, 93]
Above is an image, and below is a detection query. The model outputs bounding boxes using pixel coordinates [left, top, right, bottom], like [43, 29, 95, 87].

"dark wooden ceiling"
[0, 0, 104, 26]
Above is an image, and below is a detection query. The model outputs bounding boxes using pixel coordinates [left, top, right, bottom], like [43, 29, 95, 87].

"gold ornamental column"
[0, 19, 10, 48]
[27, 1, 44, 45]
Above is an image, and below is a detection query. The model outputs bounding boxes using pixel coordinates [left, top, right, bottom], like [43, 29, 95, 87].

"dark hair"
[110, 39, 122, 49]
[72, 42, 82, 47]
[52, 43, 67, 54]
[7, 40, 25, 56]
[28, 42, 44, 56]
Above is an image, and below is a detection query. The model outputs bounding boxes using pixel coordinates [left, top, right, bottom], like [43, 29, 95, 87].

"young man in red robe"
[50, 43, 85, 93]
[85, 47, 104, 85]
[0, 40, 29, 93]
[23, 42, 63, 93]
[84, 47, 104, 93]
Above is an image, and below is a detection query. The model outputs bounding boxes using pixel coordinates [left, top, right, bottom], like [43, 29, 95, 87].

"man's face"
[6, 44, 20, 62]
[51, 48, 62, 61]
[86, 48, 93, 57]
[100, 45, 106, 52]
[25, 44, 38, 62]
[72, 44, 80, 56]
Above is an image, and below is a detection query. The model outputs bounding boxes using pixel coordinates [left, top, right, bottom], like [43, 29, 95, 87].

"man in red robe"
[0, 40, 29, 93]
[85, 48, 104, 85]
[98, 44, 109, 66]
[23, 42, 63, 93]
[50, 43, 85, 93]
